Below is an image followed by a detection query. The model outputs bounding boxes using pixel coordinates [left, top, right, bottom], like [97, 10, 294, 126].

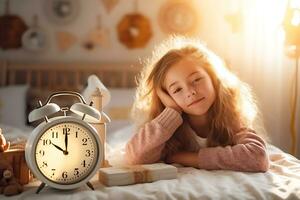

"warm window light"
[283, 0, 300, 156]
[290, 0, 300, 8]
[284, 0, 300, 47]
[291, 10, 300, 26]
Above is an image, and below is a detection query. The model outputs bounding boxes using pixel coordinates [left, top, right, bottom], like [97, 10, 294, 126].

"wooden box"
[98, 163, 177, 186]
[0, 149, 31, 185]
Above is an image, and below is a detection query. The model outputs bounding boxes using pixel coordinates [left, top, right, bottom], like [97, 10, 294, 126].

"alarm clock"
[25, 91, 103, 193]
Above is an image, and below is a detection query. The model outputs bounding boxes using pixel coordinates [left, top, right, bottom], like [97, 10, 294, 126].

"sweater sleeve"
[125, 107, 183, 165]
[197, 129, 269, 172]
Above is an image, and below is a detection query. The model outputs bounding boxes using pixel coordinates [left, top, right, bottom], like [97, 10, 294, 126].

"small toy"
[0, 159, 23, 196]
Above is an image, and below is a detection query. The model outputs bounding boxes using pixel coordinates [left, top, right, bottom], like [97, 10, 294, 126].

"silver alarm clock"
[25, 91, 103, 193]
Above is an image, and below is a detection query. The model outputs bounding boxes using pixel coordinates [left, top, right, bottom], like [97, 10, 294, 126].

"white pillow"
[106, 124, 135, 166]
[0, 85, 29, 129]
[106, 124, 134, 147]
[104, 88, 136, 134]
[106, 88, 136, 109]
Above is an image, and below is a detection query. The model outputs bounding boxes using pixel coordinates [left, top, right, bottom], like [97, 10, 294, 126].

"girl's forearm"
[166, 151, 198, 168]
[126, 108, 183, 164]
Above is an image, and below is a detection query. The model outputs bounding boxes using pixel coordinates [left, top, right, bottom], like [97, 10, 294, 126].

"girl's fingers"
[157, 88, 172, 105]
[156, 88, 167, 99]
[156, 88, 182, 114]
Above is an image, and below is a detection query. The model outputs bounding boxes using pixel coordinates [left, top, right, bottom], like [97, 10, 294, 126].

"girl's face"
[164, 57, 216, 116]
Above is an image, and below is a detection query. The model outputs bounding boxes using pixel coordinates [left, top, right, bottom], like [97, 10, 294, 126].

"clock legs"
[35, 182, 94, 193]
[36, 182, 46, 194]
[86, 181, 94, 190]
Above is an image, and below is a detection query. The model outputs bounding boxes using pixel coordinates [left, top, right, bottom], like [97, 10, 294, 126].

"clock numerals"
[52, 131, 58, 139]
[39, 150, 45, 156]
[62, 171, 68, 179]
[81, 160, 86, 167]
[34, 122, 99, 185]
[82, 138, 87, 145]
[74, 168, 79, 176]
[51, 169, 56, 176]
[63, 128, 70, 135]
[43, 139, 52, 146]
[42, 161, 48, 168]
[63, 127, 70, 153]
[85, 150, 91, 157]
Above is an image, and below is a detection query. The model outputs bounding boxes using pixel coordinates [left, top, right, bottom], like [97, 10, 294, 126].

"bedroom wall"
[0, 0, 162, 62]
[0, 0, 237, 63]
[0, 0, 299, 158]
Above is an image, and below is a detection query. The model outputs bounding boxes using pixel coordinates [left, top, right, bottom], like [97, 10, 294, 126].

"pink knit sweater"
[125, 107, 269, 172]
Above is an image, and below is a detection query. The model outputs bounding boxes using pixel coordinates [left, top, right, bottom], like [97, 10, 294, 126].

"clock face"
[34, 122, 99, 185]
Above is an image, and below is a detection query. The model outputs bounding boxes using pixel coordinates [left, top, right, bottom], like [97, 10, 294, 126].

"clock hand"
[64, 129, 68, 153]
[52, 143, 64, 152]
[52, 143, 69, 155]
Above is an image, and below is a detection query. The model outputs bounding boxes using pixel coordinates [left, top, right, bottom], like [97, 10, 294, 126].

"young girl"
[125, 36, 269, 172]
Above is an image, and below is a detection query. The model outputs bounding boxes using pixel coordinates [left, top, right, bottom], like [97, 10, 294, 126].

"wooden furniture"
[0, 61, 140, 88]
[0, 149, 31, 185]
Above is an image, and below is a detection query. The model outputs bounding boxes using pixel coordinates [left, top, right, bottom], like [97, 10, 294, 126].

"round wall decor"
[158, 0, 200, 35]
[22, 27, 47, 52]
[22, 16, 47, 52]
[117, 13, 152, 49]
[0, 0, 28, 49]
[44, 0, 80, 25]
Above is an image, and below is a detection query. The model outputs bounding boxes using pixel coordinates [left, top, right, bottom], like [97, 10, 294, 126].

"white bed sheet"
[1, 124, 300, 200]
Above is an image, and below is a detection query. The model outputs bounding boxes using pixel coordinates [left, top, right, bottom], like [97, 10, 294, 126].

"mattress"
[1, 124, 300, 200]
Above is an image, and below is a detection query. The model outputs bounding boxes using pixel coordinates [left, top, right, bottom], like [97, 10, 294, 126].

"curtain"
[199, 0, 299, 156]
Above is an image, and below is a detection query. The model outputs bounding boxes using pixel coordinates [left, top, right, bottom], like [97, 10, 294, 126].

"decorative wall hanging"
[82, 15, 110, 51]
[22, 15, 47, 52]
[101, 0, 119, 14]
[158, 0, 200, 36]
[44, 0, 80, 25]
[56, 31, 77, 52]
[0, 0, 28, 49]
[117, 0, 152, 49]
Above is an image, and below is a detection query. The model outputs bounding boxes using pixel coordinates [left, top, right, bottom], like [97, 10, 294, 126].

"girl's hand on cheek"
[157, 88, 182, 114]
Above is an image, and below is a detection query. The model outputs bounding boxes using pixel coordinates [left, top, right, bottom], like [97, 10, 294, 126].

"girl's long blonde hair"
[132, 36, 267, 146]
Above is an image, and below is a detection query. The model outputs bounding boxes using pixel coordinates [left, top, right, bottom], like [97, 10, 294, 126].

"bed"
[1, 61, 300, 200]
[0, 60, 139, 132]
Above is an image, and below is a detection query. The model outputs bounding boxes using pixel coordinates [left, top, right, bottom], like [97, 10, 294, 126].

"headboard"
[0, 61, 140, 89]
[0, 60, 141, 124]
